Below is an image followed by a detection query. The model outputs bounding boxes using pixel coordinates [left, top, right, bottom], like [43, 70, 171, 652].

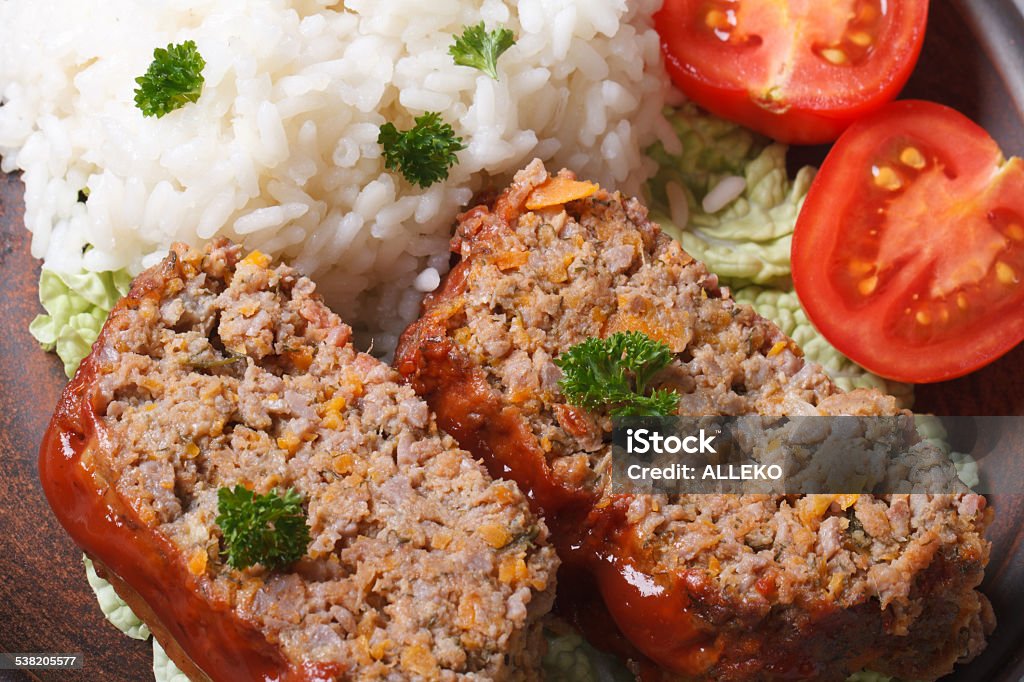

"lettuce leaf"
[82, 556, 150, 640]
[153, 638, 189, 682]
[544, 629, 631, 681]
[846, 672, 894, 682]
[646, 103, 814, 286]
[30, 267, 131, 376]
[84, 555, 189, 681]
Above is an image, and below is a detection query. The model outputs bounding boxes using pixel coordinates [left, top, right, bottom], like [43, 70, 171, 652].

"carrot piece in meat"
[525, 176, 598, 210]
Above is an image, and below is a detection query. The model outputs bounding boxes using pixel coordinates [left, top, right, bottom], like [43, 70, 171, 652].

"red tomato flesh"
[655, 0, 929, 144]
[792, 100, 1024, 383]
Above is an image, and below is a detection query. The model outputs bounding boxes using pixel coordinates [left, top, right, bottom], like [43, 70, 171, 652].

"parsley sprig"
[134, 40, 206, 118]
[378, 112, 465, 188]
[555, 331, 678, 417]
[449, 22, 516, 80]
[215, 486, 310, 570]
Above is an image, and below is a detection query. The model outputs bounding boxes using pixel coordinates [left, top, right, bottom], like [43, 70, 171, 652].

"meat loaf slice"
[395, 160, 994, 682]
[40, 240, 558, 681]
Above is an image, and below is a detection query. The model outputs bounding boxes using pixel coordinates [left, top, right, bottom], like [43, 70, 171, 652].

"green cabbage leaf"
[544, 629, 631, 681]
[83, 556, 188, 681]
[30, 267, 131, 376]
[646, 103, 814, 286]
[153, 639, 190, 682]
[82, 556, 150, 640]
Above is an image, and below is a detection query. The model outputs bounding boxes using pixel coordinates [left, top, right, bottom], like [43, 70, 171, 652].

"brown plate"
[1, 1, 1023, 680]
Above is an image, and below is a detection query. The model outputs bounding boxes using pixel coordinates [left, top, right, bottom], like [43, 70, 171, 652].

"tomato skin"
[655, 1, 929, 144]
[792, 100, 1024, 383]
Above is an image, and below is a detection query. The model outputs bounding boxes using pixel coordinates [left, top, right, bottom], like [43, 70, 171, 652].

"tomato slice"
[654, 0, 929, 144]
[791, 100, 1024, 383]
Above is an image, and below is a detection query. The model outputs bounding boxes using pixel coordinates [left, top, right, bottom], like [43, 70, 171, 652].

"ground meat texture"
[41, 240, 558, 682]
[395, 160, 994, 682]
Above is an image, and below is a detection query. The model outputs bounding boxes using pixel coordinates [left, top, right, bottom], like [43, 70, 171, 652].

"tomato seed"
[848, 31, 872, 47]
[872, 165, 901, 190]
[858, 3, 879, 23]
[821, 48, 848, 65]
[705, 10, 729, 30]
[996, 261, 1018, 285]
[898, 146, 926, 169]
[849, 259, 874, 275]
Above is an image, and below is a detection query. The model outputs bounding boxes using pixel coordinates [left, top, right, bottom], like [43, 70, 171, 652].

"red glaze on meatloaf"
[40, 240, 558, 681]
[396, 160, 995, 682]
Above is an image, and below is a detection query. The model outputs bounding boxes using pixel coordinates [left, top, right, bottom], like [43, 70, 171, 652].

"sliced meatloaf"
[396, 160, 994, 682]
[40, 240, 558, 681]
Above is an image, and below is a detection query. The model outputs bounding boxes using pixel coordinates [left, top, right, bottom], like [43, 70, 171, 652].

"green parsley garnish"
[378, 112, 465, 188]
[449, 22, 517, 80]
[215, 486, 310, 570]
[555, 331, 678, 417]
[134, 40, 206, 118]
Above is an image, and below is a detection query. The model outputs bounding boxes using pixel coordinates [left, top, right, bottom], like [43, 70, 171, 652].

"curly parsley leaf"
[612, 388, 680, 417]
[555, 331, 678, 417]
[134, 40, 206, 118]
[449, 22, 516, 80]
[215, 486, 310, 570]
[378, 112, 465, 188]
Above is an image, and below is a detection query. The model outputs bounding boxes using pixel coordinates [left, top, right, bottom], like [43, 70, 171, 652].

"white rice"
[702, 175, 747, 214]
[665, 180, 689, 230]
[413, 267, 442, 293]
[0, 0, 670, 354]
